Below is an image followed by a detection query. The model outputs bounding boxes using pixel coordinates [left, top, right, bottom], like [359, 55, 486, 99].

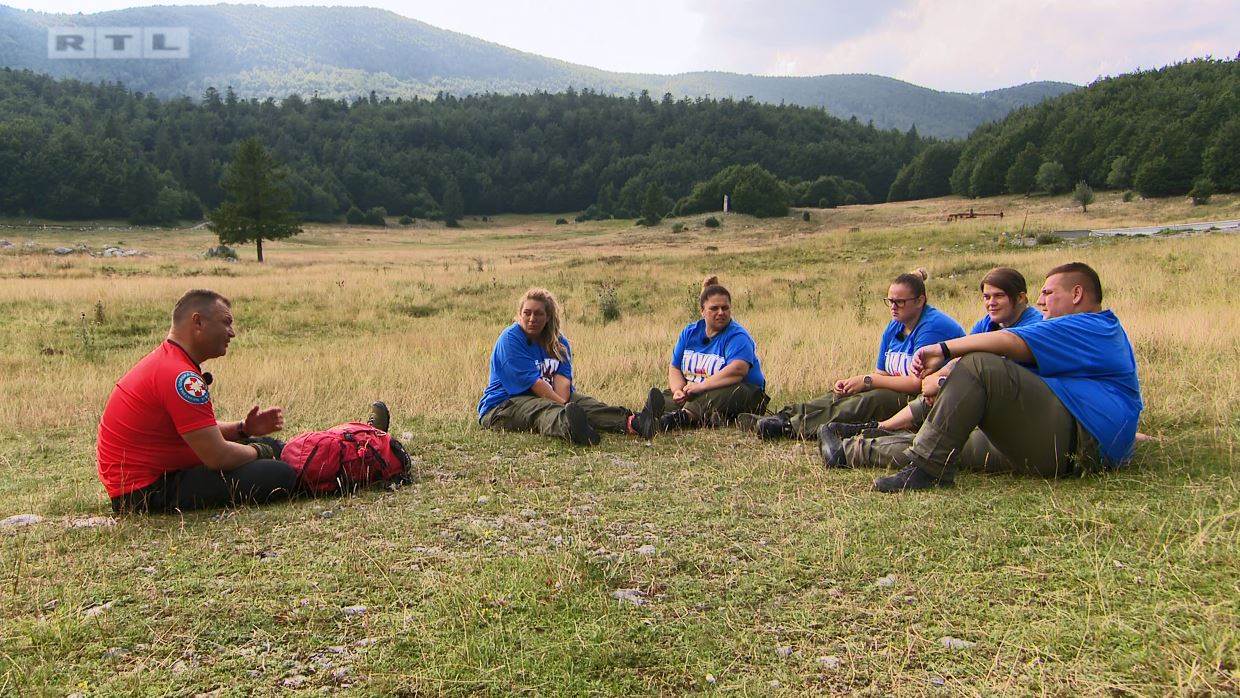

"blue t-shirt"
[1007, 310, 1143, 464]
[875, 305, 965, 376]
[671, 319, 765, 390]
[969, 305, 1043, 334]
[478, 323, 573, 419]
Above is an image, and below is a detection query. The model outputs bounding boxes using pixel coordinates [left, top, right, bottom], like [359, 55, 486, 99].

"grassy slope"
[0, 192, 1236, 695]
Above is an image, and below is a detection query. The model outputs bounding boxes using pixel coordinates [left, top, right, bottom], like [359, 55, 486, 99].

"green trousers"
[844, 429, 1014, 472]
[778, 388, 913, 440]
[481, 392, 631, 440]
[891, 353, 1096, 480]
[663, 382, 769, 427]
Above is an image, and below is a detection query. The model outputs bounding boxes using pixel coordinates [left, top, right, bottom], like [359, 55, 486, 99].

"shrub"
[1073, 181, 1094, 212]
[1035, 233, 1063, 245]
[801, 211, 811, 221]
[676, 164, 789, 218]
[597, 283, 620, 323]
[1134, 156, 1175, 198]
[363, 207, 387, 226]
[399, 215, 413, 225]
[671, 222, 685, 233]
[204, 244, 238, 260]
[703, 216, 720, 228]
[345, 206, 364, 224]
[555, 218, 568, 225]
[1122, 190, 1135, 202]
[1189, 177, 1215, 205]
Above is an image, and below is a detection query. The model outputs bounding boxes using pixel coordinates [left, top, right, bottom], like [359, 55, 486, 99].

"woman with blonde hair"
[659, 276, 769, 430]
[478, 288, 663, 445]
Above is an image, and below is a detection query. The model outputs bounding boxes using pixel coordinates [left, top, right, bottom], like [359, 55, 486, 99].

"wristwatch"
[937, 376, 948, 388]
[863, 375, 873, 389]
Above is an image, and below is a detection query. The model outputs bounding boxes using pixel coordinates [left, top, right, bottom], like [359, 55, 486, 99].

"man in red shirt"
[99, 289, 298, 513]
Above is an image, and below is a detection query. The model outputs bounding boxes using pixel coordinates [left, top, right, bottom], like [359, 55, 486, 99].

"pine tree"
[441, 179, 464, 228]
[639, 182, 666, 226]
[207, 138, 300, 262]
[1072, 180, 1094, 212]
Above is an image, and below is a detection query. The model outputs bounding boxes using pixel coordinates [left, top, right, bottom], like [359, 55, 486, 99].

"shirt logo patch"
[175, 370, 211, 405]
[538, 358, 560, 385]
[681, 350, 725, 383]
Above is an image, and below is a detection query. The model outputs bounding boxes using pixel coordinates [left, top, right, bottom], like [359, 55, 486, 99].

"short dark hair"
[172, 289, 230, 324]
[979, 267, 1028, 299]
[1046, 262, 1103, 303]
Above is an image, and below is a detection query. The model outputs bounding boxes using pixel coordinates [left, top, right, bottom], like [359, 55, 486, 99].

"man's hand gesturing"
[243, 405, 285, 437]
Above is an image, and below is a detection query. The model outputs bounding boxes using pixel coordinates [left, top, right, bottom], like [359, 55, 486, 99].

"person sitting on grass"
[479, 288, 663, 445]
[739, 268, 964, 440]
[818, 262, 1143, 493]
[98, 289, 389, 513]
[659, 276, 769, 431]
[820, 267, 1041, 464]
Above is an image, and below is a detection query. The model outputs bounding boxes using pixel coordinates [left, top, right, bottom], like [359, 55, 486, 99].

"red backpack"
[280, 422, 411, 494]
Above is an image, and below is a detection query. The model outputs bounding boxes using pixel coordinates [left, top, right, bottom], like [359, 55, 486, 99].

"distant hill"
[0, 3, 1077, 138]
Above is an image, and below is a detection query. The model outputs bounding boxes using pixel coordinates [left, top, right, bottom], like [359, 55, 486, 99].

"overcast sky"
[6, 0, 1237, 91]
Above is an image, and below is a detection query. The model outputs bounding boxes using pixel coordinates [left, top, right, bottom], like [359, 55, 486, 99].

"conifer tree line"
[888, 58, 1239, 202]
[0, 68, 921, 224]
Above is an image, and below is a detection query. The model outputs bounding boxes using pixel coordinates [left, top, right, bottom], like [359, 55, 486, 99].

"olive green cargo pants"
[778, 388, 913, 440]
[663, 382, 769, 427]
[851, 353, 1097, 479]
[481, 393, 631, 440]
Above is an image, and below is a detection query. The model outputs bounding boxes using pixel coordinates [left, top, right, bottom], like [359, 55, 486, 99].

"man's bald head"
[172, 289, 230, 326]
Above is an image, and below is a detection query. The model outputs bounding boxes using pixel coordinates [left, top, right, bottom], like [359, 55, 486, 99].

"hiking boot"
[659, 409, 694, 432]
[366, 401, 390, 432]
[565, 403, 601, 446]
[735, 412, 762, 433]
[816, 423, 849, 468]
[822, 420, 880, 439]
[755, 414, 791, 440]
[872, 465, 953, 493]
[631, 388, 665, 440]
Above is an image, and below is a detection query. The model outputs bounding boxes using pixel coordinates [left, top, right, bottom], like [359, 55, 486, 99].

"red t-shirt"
[97, 340, 218, 498]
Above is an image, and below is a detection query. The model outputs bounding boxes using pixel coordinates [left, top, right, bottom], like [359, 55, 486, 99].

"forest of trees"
[887, 58, 1239, 202]
[0, 68, 926, 224]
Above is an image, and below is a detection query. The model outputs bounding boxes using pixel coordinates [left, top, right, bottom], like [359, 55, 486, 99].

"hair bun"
[702, 275, 720, 289]
[913, 267, 928, 281]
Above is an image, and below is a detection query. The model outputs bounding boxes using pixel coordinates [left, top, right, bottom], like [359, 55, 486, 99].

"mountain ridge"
[0, 3, 1078, 138]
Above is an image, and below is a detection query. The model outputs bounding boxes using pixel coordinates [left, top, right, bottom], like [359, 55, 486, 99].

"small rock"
[354, 637, 378, 647]
[83, 601, 114, 617]
[875, 574, 897, 588]
[476, 495, 490, 505]
[400, 431, 414, 442]
[930, 676, 946, 686]
[319, 510, 335, 519]
[769, 679, 781, 688]
[171, 659, 189, 674]
[341, 605, 367, 616]
[817, 655, 842, 670]
[775, 645, 794, 658]
[827, 587, 844, 598]
[256, 550, 278, 560]
[1113, 560, 1125, 569]
[611, 588, 646, 606]
[68, 516, 116, 528]
[636, 544, 657, 556]
[330, 668, 350, 681]
[1, 514, 43, 528]
[611, 457, 639, 469]
[705, 674, 717, 685]
[281, 675, 307, 688]
[939, 636, 976, 650]
[519, 508, 538, 519]
[53, 246, 74, 255]
[42, 599, 58, 611]
[101, 647, 127, 660]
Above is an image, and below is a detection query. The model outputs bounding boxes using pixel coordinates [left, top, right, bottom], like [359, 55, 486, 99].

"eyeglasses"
[883, 297, 920, 309]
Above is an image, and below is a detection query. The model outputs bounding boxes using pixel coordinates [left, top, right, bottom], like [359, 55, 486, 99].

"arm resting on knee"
[182, 425, 264, 471]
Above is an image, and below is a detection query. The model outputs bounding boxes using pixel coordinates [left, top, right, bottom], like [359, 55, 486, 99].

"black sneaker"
[755, 414, 791, 440]
[823, 421, 879, 439]
[659, 409, 693, 432]
[816, 423, 849, 468]
[631, 388, 665, 440]
[565, 403, 600, 446]
[366, 401, 390, 433]
[872, 465, 953, 493]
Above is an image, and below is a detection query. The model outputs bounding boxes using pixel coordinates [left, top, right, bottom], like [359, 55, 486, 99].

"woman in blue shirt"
[478, 288, 664, 445]
[747, 269, 964, 440]
[660, 276, 769, 430]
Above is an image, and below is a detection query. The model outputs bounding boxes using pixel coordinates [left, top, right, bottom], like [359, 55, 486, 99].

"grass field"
[0, 191, 1237, 695]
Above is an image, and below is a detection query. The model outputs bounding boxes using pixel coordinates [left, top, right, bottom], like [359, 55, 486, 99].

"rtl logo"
[48, 27, 189, 59]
